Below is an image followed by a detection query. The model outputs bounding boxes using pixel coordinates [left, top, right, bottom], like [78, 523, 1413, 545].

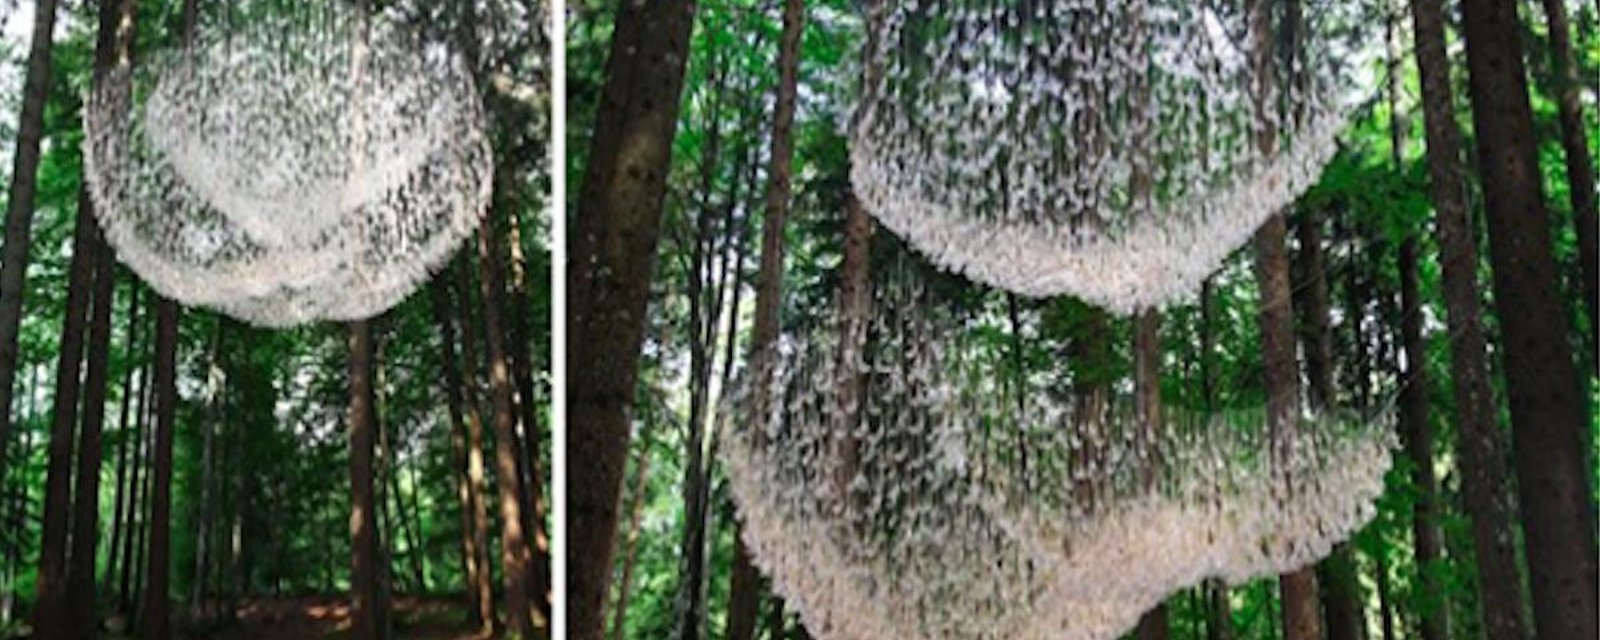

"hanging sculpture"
[850, 0, 1370, 312]
[722, 263, 1394, 640]
[84, 2, 490, 327]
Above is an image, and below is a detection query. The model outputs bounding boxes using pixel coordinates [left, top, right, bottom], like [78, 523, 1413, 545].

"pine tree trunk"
[64, 236, 116, 640]
[1249, 0, 1322, 634]
[568, 0, 697, 635]
[139, 297, 178, 640]
[119, 330, 152, 618]
[106, 284, 141, 608]
[609, 449, 652, 640]
[478, 206, 538, 638]
[730, 2, 806, 634]
[191, 320, 225, 624]
[34, 175, 102, 640]
[454, 259, 497, 635]
[675, 44, 729, 637]
[1459, 1, 1600, 638]
[1537, 0, 1598, 329]
[1199, 280, 1233, 640]
[1133, 312, 1168, 640]
[349, 320, 385, 640]
[1406, 0, 1529, 635]
[0, 0, 60, 490]
[506, 216, 550, 620]
[429, 276, 493, 633]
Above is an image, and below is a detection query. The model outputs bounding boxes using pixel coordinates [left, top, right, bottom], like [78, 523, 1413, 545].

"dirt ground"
[167, 596, 500, 640]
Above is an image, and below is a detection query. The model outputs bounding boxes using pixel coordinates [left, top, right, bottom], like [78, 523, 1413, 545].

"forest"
[0, 0, 552, 639]
[567, 0, 1598, 640]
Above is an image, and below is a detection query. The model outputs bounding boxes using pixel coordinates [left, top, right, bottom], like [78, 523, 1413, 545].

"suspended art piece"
[722, 265, 1394, 640]
[84, 2, 491, 327]
[850, 0, 1373, 312]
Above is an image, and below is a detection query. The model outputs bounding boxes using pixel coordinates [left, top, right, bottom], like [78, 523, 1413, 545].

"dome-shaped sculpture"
[723, 270, 1393, 640]
[85, 2, 490, 326]
[851, 0, 1370, 313]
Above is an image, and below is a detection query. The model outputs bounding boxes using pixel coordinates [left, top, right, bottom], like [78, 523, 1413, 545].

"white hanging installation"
[850, 0, 1369, 313]
[722, 268, 1394, 640]
[84, 2, 491, 327]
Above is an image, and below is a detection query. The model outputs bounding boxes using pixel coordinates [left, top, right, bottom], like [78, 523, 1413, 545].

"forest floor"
[196, 596, 498, 640]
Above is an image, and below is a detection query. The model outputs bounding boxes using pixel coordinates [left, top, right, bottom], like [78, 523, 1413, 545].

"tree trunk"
[609, 449, 652, 640]
[478, 206, 538, 638]
[1459, 1, 1599, 638]
[191, 319, 225, 624]
[675, 38, 729, 638]
[64, 4, 136, 633]
[1249, 0, 1322, 635]
[567, 0, 697, 635]
[119, 327, 152, 618]
[139, 297, 178, 640]
[0, 0, 60, 490]
[1199, 280, 1233, 640]
[1536, 0, 1598, 330]
[33, 166, 103, 640]
[106, 283, 141, 609]
[1407, 0, 1530, 636]
[349, 320, 385, 640]
[430, 275, 494, 633]
[454, 259, 497, 635]
[506, 215, 551, 620]
[1133, 312, 1168, 640]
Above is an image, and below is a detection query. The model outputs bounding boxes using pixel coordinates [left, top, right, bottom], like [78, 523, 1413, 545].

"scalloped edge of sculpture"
[723, 415, 1393, 640]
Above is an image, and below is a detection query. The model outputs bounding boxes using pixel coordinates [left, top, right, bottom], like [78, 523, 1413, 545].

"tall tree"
[1384, 9, 1449, 639]
[349, 320, 385, 640]
[1536, 0, 1598, 327]
[0, 0, 61, 489]
[1459, 0, 1599, 638]
[674, 35, 731, 640]
[1249, 0, 1321, 636]
[66, 1, 138, 635]
[727, 0, 805, 635]
[567, 0, 697, 636]
[430, 273, 495, 635]
[139, 296, 179, 640]
[1132, 312, 1168, 640]
[1406, 0, 1529, 635]
[478, 203, 538, 639]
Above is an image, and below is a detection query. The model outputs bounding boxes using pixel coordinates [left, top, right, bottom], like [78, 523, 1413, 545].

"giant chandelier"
[722, 267, 1394, 640]
[850, 0, 1368, 312]
[85, 2, 491, 327]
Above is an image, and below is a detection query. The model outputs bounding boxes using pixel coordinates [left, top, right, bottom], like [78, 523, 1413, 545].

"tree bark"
[191, 319, 225, 624]
[106, 283, 141, 610]
[33, 163, 102, 640]
[119, 325, 152, 618]
[349, 320, 385, 640]
[66, 4, 137, 633]
[479, 207, 538, 638]
[1536, 0, 1598, 329]
[609, 448, 652, 640]
[1249, 0, 1322, 635]
[674, 37, 729, 638]
[506, 214, 551, 620]
[567, 1, 697, 636]
[1407, 0, 1530, 636]
[430, 275, 494, 634]
[138, 297, 178, 640]
[0, 0, 60, 490]
[1133, 312, 1167, 640]
[1459, 0, 1599, 638]
[454, 259, 497, 635]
